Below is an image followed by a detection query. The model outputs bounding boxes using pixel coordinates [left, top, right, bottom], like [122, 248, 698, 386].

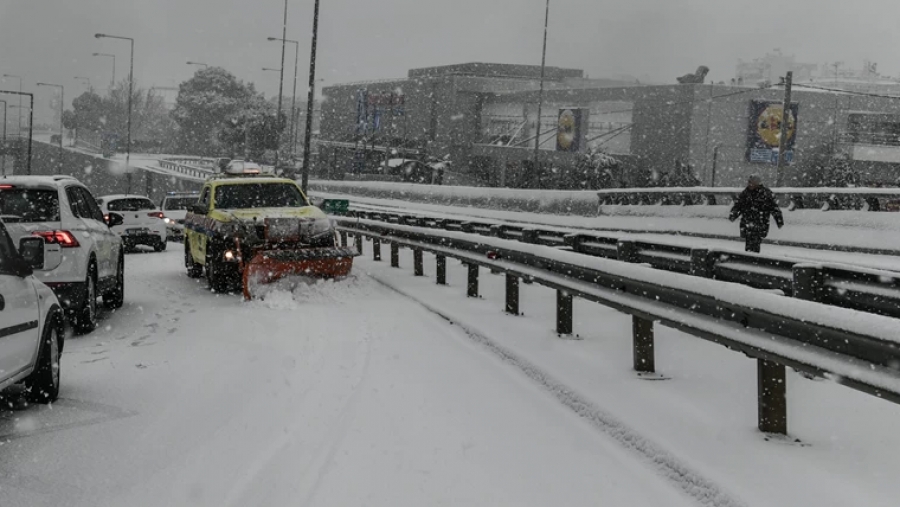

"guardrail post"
[467, 264, 479, 297]
[413, 248, 424, 276]
[556, 290, 573, 336]
[617, 240, 639, 263]
[340, 231, 348, 247]
[391, 242, 400, 268]
[355, 233, 364, 255]
[505, 275, 519, 315]
[793, 265, 824, 302]
[690, 249, 713, 278]
[372, 237, 382, 261]
[758, 359, 787, 435]
[632, 316, 655, 372]
[436, 255, 447, 285]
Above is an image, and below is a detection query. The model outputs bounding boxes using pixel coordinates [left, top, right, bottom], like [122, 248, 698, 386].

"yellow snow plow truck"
[183, 161, 358, 299]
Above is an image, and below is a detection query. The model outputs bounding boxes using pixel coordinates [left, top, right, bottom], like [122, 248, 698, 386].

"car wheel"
[24, 314, 62, 404]
[154, 240, 167, 252]
[185, 239, 203, 278]
[103, 253, 125, 309]
[74, 263, 99, 333]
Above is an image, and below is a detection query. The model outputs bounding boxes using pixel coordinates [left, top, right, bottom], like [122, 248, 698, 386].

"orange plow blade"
[242, 247, 359, 300]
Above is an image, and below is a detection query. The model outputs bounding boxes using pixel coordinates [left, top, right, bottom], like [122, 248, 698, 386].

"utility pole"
[300, 0, 321, 193]
[532, 0, 551, 185]
[274, 0, 289, 172]
[1, 100, 6, 176]
[775, 71, 793, 187]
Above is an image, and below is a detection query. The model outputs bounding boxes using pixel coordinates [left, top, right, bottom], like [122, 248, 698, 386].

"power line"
[787, 82, 900, 100]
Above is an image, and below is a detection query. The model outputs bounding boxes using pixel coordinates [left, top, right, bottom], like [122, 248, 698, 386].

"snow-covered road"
[0, 249, 698, 507]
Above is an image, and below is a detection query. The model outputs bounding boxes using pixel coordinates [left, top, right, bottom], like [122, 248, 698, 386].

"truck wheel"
[24, 314, 62, 404]
[207, 254, 238, 293]
[185, 239, 203, 278]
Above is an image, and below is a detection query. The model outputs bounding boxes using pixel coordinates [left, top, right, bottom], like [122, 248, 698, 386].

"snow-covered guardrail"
[336, 217, 900, 436]
[158, 159, 215, 180]
[348, 209, 900, 319]
[597, 186, 900, 211]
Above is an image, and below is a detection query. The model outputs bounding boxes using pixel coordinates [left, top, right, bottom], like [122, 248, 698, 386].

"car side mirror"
[18, 237, 45, 270]
[191, 203, 208, 215]
[106, 212, 125, 227]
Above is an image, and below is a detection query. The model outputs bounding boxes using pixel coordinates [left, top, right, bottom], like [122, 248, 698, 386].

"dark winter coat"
[729, 185, 784, 238]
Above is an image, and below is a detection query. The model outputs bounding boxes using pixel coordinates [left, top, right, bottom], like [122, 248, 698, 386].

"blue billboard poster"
[746, 100, 799, 164]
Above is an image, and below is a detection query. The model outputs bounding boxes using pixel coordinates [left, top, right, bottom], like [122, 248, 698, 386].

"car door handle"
[0, 294, 5, 311]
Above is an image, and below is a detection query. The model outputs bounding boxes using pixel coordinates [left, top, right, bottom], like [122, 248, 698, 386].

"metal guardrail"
[336, 217, 900, 436]
[157, 159, 215, 180]
[349, 209, 900, 320]
[597, 187, 900, 210]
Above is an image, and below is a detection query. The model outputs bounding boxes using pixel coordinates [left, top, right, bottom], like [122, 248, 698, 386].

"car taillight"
[32, 230, 80, 248]
[0, 184, 14, 189]
[148, 211, 165, 219]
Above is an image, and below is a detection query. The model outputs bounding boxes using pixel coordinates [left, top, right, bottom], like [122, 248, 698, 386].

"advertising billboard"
[746, 100, 799, 164]
[556, 108, 589, 152]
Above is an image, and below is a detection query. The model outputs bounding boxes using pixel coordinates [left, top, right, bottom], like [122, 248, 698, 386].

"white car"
[1, 176, 125, 333]
[0, 220, 65, 403]
[159, 191, 199, 242]
[97, 194, 167, 252]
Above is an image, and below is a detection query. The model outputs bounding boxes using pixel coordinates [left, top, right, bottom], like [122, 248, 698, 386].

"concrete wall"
[11, 140, 201, 204]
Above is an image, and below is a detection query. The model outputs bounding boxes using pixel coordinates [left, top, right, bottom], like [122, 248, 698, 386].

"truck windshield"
[214, 183, 307, 209]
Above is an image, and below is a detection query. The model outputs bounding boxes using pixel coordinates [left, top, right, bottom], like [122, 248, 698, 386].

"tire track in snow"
[369, 274, 748, 507]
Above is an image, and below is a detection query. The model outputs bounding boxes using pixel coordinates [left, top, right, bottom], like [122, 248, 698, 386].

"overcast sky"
[2, 0, 899, 122]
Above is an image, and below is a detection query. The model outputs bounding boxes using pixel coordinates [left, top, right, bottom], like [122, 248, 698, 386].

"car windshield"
[163, 197, 197, 211]
[214, 183, 306, 209]
[108, 198, 156, 211]
[0, 187, 60, 222]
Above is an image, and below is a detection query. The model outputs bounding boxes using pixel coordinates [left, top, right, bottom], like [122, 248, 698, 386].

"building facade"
[318, 62, 900, 187]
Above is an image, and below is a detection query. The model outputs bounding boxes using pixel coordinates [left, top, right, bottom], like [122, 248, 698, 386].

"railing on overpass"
[596, 186, 900, 211]
[344, 208, 900, 320]
[157, 157, 216, 180]
[334, 217, 900, 436]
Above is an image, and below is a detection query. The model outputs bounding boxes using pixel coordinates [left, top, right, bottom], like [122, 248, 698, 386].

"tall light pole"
[272, 0, 289, 171]
[0, 91, 33, 174]
[92, 52, 116, 89]
[186, 61, 209, 69]
[36, 82, 65, 174]
[96, 33, 134, 193]
[300, 0, 321, 193]
[268, 36, 300, 167]
[0, 100, 7, 176]
[532, 0, 551, 184]
[2, 74, 22, 138]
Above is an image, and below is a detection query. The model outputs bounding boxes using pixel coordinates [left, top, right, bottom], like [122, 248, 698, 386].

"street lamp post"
[2, 74, 23, 138]
[268, 37, 300, 167]
[186, 61, 209, 69]
[92, 53, 116, 89]
[1, 90, 35, 174]
[532, 0, 551, 184]
[273, 0, 290, 171]
[1, 100, 6, 176]
[96, 33, 134, 193]
[36, 82, 65, 174]
[300, 0, 321, 193]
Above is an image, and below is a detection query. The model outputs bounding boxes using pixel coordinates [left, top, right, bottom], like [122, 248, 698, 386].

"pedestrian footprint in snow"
[729, 174, 784, 253]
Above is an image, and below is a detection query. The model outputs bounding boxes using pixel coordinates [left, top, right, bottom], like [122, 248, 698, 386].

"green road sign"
[321, 199, 350, 215]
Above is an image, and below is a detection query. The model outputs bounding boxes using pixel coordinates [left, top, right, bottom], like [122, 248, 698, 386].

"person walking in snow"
[729, 174, 784, 253]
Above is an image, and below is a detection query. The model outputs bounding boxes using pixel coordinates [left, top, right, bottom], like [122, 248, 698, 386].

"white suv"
[97, 194, 167, 252]
[0, 176, 124, 332]
[0, 220, 64, 403]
